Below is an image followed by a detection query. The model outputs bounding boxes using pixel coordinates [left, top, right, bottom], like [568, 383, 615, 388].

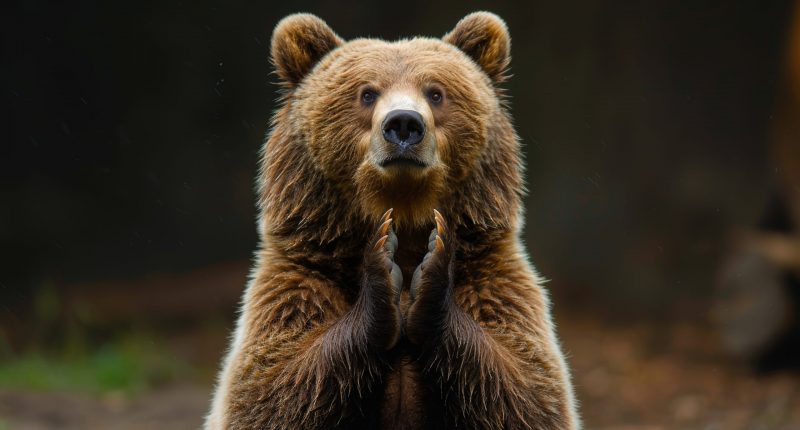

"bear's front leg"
[405, 210, 577, 430]
[217, 209, 403, 429]
[405, 209, 454, 344]
[359, 208, 404, 350]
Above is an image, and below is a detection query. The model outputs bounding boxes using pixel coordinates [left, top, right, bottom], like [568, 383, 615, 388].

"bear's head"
[262, 12, 522, 240]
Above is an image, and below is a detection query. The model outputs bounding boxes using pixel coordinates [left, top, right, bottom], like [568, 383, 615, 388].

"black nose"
[382, 110, 425, 147]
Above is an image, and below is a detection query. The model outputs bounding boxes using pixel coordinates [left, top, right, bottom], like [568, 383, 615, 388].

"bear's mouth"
[379, 155, 428, 169]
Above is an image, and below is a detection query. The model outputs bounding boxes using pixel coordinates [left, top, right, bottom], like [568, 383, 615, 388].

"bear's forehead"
[312, 38, 483, 83]
[345, 38, 455, 53]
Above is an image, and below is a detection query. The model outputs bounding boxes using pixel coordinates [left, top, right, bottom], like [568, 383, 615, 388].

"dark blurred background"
[2, 1, 799, 429]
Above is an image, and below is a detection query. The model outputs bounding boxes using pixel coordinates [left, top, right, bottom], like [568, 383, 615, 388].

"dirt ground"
[1, 316, 798, 430]
[561, 318, 800, 430]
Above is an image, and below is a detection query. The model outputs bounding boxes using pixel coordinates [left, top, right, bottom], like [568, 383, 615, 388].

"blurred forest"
[2, 0, 800, 428]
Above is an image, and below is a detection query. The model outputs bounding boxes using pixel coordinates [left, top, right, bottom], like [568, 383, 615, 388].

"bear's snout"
[381, 109, 425, 149]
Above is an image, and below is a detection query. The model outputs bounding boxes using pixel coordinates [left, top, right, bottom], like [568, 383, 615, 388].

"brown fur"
[207, 12, 579, 430]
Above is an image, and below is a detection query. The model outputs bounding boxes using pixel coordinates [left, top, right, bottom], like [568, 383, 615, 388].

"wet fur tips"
[206, 12, 580, 430]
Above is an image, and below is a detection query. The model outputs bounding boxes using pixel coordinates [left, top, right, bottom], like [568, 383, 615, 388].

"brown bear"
[206, 12, 579, 430]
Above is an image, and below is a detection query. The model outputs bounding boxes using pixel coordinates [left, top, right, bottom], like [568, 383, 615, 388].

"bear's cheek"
[433, 128, 452, 165]
[307, 120, 369, 184]
[435, 109, 488, 182]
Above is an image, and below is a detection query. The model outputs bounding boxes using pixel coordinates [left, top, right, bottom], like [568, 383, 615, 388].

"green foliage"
[0, 335, 186, 395]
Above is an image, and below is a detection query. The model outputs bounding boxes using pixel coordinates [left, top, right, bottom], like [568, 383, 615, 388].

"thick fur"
[207, 11, 579, 430]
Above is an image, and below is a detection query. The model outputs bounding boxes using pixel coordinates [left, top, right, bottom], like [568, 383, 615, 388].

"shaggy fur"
[207, 12, 580, 429]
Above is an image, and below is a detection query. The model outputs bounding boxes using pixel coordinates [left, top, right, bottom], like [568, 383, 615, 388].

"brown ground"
[1, 315, 798, 430]
[561, 318, 800, 430]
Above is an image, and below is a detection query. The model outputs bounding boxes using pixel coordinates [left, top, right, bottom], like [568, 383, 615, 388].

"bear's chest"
[377, 228, 434, 428]
[380, 353, 426, 429]
[393, 228, 430, 314]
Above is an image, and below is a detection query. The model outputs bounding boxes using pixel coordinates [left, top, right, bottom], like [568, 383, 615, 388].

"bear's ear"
[443, 12, 510, 83]
[270, 14, 343, 87]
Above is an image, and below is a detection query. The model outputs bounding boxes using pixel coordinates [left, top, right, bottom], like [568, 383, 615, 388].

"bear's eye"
[361, 89, 378, 106]
[427, 88, 444, 105]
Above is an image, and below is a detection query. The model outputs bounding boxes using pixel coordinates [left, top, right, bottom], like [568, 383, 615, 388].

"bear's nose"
[382, 110, 425, 148]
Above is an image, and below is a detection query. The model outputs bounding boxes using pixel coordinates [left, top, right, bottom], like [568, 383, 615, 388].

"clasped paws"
[363, 208, 455, 348]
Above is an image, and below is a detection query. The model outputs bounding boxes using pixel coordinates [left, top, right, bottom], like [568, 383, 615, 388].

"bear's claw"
[410, 209, 450, 301]
[370, 208, 402, 301]
[373, 209, 397, 256]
